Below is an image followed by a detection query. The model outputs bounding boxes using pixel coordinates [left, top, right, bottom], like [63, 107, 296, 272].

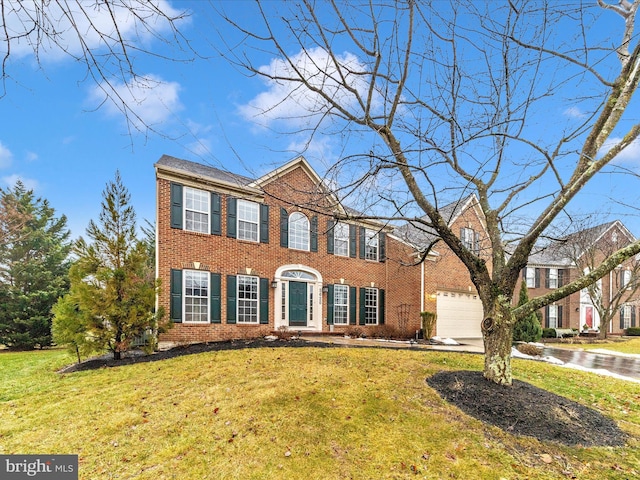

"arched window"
[289, 212, 309, 250]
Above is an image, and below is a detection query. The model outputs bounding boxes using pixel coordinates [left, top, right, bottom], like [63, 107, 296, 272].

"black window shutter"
[211, 192, 221, 235]
[474, 231, 480, 254]
[170, 269, 182, 323]
[545, 268, 550, 288]
[522, 268, 527, 280]
[349, 286, 357, 325]
[327, 284, 334, 325]
[259, 278, 269, 324]
[210, 273, 221, 323]
[379, 232, 386, 263]
[379, 289, 385, 325]
[558, 269, 564, 287]
[359, 227, 366, 259]
[310, 215, 318, 252]
[327, 220, 335, 254]
[535, 268, 540, 288]
[227, 197, 237, 238]
[260, 204, 270, 244]
[544, 305, 549, 328]
[359, 287, 366, 325]
[620, 306, 625, 329]
[631, 306, 636, 328]
[280, 208, 289, 247]
[349, 225, 357, 258]
[557, 306, 563, 328]
[170, 183, 183, 229]
[227, 275, 237, 324]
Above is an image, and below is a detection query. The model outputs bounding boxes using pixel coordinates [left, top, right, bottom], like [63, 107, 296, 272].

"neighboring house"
[155, 155, 422, 343]
[396, 195, 491, 338]
[524, 220, 639, 334]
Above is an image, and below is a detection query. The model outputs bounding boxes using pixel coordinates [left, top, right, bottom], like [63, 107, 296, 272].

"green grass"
[0, 347, 638, 479]
[551, 337, 640, 354]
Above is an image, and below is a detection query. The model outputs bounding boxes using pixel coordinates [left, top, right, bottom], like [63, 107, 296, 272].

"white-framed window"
[461, 227, 480, 254]
[622, 270, 632, 288]
[548, 305, 559, 329]
[237, 199, 259, 242]
[364, 287, 379, 325]
[364, 229, 378, 261]
[334, 222, 349, 257]
[289, 212, 310, 250]
[281, 282, 287, 321]
[237, 275, 259, 323]
[184, 187, 209, 233]
[184, 270, 209, 323]
[525, 267, 536, 288]
[334, 285, 349, 325]
[548, 268, 558, 289]
[622, 305, 632, 329]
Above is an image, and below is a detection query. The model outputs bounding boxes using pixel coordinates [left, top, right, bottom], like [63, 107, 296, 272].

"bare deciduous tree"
[218, 0, 640, 385]
[0, 0, 191, 133]
[556, 219, 640, 338]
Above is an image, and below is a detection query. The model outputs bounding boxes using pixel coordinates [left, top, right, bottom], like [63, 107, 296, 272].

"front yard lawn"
[0, 346, 638, 479]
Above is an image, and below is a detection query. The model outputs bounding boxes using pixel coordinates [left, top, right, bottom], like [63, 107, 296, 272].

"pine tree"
[513, 283, 542, 343]
[53, 172, 165, 360]
[0, 182, 71, 349]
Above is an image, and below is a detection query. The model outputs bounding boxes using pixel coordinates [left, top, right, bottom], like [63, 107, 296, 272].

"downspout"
[609, 270, 613, 334]
[421, 260, 425, 312]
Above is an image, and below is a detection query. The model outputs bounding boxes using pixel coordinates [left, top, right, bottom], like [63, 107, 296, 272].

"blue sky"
[1, 1, 639, 240]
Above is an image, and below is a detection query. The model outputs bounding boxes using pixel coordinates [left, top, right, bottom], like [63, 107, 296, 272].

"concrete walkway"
[302, 335, 485, 354]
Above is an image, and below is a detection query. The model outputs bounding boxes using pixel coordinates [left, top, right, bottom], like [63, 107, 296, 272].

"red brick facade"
[156, 156, 423, 343]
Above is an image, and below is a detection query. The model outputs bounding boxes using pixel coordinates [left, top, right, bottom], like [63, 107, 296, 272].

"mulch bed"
[59, 339, 630, 447]
[427, 370, 628, 447]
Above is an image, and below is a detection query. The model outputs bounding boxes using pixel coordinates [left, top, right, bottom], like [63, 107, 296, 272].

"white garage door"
[436, 291, 483, 338]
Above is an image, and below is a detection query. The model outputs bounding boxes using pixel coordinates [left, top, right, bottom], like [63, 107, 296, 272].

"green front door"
[289, 281, 308, 327]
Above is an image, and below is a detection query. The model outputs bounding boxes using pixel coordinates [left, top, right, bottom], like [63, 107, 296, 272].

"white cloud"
[598, 137, 640, 163]
[238, 47, 381, 130]
[563, 106, 586, 119]
[90, 74, 183, 130]
[0, 142, 13, 168]
[25, 151, 38, 162]
[286, 136, 336, 167]
[3, 0, 185, 62]
[2, 174, 39, 191]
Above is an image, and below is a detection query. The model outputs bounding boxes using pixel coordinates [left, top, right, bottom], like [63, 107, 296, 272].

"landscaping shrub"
[626, 327, 640, 336]
[420, 311, 437, 338]
[516, 343, 543, 356]
[513, 283, 542, 342]
[542, 328, 557, 338]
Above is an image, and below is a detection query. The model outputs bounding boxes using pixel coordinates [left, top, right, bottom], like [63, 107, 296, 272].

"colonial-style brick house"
[523, 220, 639, 334]
[395, 195, 492, 338]
[155, 154, 422, 343]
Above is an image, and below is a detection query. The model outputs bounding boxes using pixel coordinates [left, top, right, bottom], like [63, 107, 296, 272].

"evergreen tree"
[513, 283, 542, 343]
[0, 182, 71, 349]
[53, 172, 165, 360]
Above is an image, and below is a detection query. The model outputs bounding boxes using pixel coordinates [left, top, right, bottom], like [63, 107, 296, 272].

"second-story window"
[548, 268, 558, 289]
[185, 187, 209, 234]
[238, 199, 259, 242]
[334, 222, 349, 257]
[461, 227, 480, 254]
[364, 228, 378, 261]
[289, 212, 310, 251]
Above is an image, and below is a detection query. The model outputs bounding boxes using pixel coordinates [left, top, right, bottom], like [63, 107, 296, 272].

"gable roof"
[395, 194, 484, 251]
[156, 154, 254, 187]
[526, 220, 636, 267]
[155, 154, 388, 229]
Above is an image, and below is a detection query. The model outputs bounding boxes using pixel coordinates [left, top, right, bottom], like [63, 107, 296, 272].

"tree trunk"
[482, 298, 515, 386]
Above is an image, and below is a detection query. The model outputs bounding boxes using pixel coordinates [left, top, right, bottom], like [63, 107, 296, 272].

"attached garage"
[436, 290, 483, 338]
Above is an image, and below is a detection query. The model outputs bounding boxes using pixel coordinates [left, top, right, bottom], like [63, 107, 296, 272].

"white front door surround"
[273, 265, 324, 332]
